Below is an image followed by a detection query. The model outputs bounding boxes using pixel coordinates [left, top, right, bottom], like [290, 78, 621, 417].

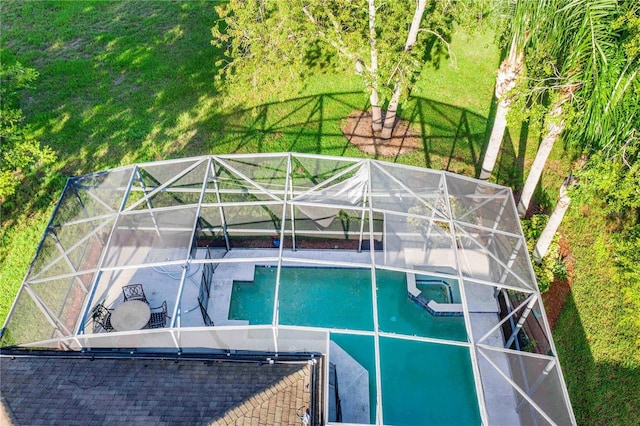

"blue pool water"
[229, 266, 479, 425]
[418, 281, 451, 303]
[230, 266, 467, 341]
[379, 337, 481, 425]
[278, 267, 374, 330]
[228, 267, 276, 325]
[375, 270, 467, 341]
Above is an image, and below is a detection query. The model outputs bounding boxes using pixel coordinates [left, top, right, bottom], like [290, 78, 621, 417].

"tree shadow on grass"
[203, 91, 370, 159]
[0, 0, 222, 293]
[492, 120, 528, 193]
[202, 92, 520, 187]
[554, 290, 640, 425]
[1, 1, 219, 224]
[404, 95, 519, 180]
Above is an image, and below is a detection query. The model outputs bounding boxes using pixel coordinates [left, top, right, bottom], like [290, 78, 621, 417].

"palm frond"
[553, 0, 619, 80]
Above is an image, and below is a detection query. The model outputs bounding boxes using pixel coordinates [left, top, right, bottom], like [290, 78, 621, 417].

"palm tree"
[479, 0, 558, 181]
[479, 39, 523, 181]
[534, 0, 639, 264]
[517, 0, 620, 217]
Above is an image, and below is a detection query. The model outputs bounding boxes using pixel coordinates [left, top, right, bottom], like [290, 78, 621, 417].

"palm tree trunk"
[368, 0, 382, 132]
[533, 179, 571, 263]
[517, 107, 565, 217]
[479, 100, 509, 180]
[380, 0, 426, 140]
[479, 38, 522, 180]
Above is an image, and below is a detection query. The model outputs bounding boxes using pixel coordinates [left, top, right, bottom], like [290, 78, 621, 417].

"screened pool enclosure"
[1, 153, 575, 425]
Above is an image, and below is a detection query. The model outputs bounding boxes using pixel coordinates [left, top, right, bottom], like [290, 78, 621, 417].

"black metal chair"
[122, 284, 148, 303]
[91, 303, 114, 332]
[148, 301, 169, 328]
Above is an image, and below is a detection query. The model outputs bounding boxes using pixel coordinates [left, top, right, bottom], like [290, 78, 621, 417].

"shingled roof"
[1, 355, 318, 425]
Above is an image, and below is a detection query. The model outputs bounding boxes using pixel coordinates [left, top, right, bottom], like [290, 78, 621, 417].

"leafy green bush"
[571, 152, 640, 224]
[551, 258, 569, 281]
[521, 214, 567, 293]
[0, 62, 56, 206]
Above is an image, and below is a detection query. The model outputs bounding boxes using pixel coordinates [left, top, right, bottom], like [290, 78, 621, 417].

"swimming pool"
[229, 266, 467, 341]
[229, 266, 479, 425]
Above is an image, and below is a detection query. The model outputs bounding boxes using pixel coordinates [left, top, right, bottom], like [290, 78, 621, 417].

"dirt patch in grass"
[542, 234, 574, 330]
[342, 110, 423, 157]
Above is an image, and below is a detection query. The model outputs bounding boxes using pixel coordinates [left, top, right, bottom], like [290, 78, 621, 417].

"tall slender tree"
[379, 0, 427, 139]
[367, 0, 382, 132]
[533, 174, 572, 262]
[212, 0, 463, 137]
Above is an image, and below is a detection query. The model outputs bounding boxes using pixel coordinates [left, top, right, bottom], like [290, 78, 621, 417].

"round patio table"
[111, 300, 151, 331]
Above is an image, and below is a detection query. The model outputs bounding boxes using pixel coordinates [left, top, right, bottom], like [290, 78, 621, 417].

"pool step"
[214, 262, 255, 281]
[409, 292, 464, 317]
[208, 279, 234, 324]
[205, 262, 257, 325]
[204, 279, 251, 326]
[406, 272, 421, 297]
[215, 319, 250, 326]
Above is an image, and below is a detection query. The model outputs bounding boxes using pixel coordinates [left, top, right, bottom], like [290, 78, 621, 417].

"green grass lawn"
[1, 1, 638, 424]
[554, 207, 640, 425]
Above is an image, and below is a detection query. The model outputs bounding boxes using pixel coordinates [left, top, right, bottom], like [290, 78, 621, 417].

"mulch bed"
[342, 110, 423, 157]
[541, 234, 574, 330]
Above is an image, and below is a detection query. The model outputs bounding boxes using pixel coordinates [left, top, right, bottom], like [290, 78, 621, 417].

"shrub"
[521, 214, 568, 293]
[0, 62, 56, 205]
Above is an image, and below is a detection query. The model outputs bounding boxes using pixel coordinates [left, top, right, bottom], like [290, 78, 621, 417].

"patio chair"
[91, 303, 114, 332]
[122, 283, 148, 303]
[148, 301, 169, 328]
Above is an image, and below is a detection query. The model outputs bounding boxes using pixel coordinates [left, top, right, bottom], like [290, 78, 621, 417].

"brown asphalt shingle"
[0, 356, 313, 425]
